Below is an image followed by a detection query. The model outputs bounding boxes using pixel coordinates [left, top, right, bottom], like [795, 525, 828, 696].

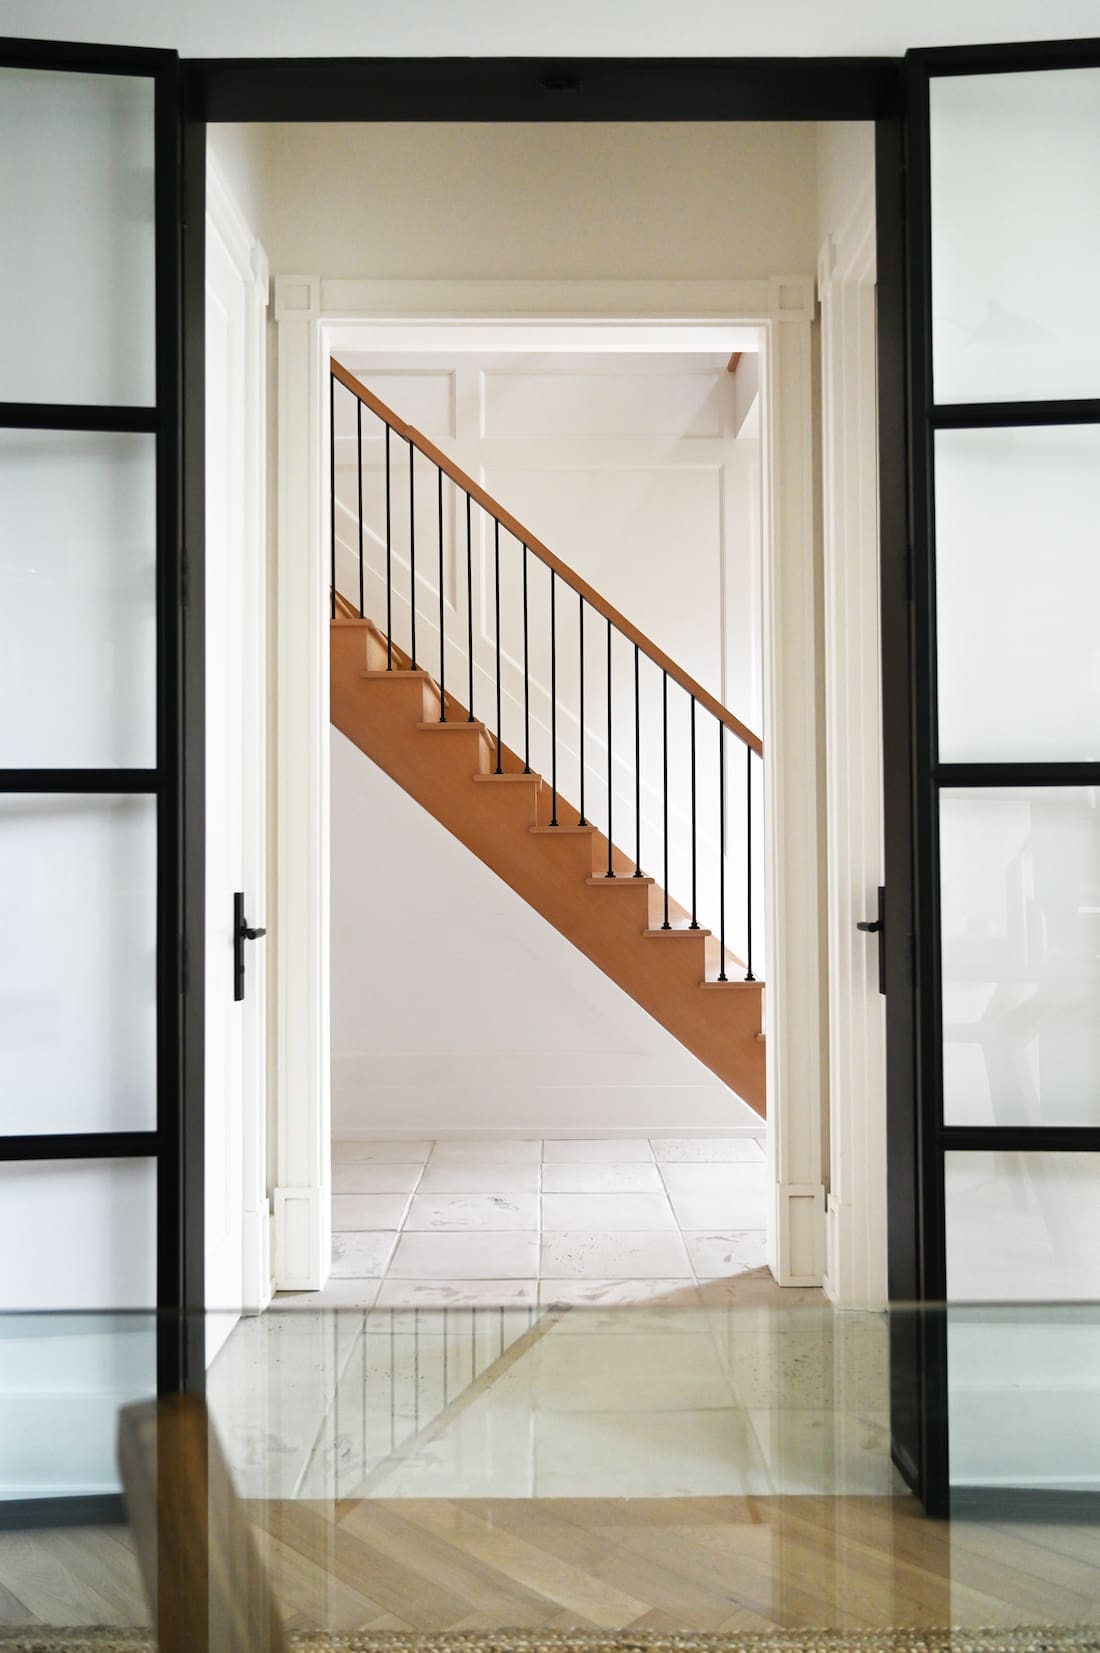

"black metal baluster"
[329, 374, 336, 618]
[494, 520, 503, 773]
[718, 720, 727, 980]
[408, 439, 417, 667]
[522, 545, 530, 772]
[356, 398, 364, 617]
[746, 746, 755, 981]
[689, 697, 699, 927]
[466, 492, 474, 719]
[550, 570, 558, 826]
[605, 617, 614, 877]
[578, 594, 586, 825]
[633, 643, 642, 877]
[385, 422, 393, 668]
[661, 670, 670, 929]
[437, 468, 446, 720]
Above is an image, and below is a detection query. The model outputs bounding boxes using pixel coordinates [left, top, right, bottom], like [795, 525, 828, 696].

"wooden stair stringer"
[331, 621, 765, 1115]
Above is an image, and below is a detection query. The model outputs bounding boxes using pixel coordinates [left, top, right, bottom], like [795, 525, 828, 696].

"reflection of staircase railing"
[329, 357, 764, 979]
[298, 1304, 544, 1499]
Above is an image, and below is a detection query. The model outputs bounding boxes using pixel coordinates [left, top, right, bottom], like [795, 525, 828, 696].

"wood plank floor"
[3, 1496, 1100, 1634]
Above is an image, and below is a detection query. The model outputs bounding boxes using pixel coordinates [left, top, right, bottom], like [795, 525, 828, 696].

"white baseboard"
[332, 1082, 762, 1139]
[274, 1183, 330, 1291]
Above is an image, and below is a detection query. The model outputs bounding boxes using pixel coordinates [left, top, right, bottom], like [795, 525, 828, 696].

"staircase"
[328, 359, 767, 1116]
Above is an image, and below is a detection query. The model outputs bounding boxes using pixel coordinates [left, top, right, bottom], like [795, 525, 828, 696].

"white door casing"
[205, 156, 271, 1335]
[818, 176, 888, 1307]
[273, 276, 822, 1291]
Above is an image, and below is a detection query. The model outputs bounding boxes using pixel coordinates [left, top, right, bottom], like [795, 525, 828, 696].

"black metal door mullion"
[901, 36, 1100, 1519]
[0, 40, 193, 1533]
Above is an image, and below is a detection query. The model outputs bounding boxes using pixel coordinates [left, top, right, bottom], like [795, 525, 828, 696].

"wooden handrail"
[330, 357, 763, 758]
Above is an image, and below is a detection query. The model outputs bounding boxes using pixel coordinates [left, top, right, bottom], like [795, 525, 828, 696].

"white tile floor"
[319, 1136, 769, 1309]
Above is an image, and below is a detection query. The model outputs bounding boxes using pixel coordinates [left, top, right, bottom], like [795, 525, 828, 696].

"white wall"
[253, 123, 818, 280]
[331, 728, 759, 1137]
[3, 1, 1097, 57]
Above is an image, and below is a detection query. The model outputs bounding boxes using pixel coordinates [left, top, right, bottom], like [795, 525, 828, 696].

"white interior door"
[205, 165, 269, 1354]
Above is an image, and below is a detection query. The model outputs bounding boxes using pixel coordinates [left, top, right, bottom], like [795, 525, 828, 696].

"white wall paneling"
[817, 162, 888, 1306]
[205, 154, 272, 1327]
[276, 276, 821, 1288]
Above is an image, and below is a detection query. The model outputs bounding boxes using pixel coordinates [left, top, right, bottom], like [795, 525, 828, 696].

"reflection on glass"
[940, 788, 1100, 1129]
[935, 424, 1100, 765]
[0, 67, 156, 406]
[930, 66, 1100, 404]
[0, 430, 157, 768]
[946, 1153, 1100, 1492]
[0, 1313, 154, 1503]
[0, 796, 157, 1136]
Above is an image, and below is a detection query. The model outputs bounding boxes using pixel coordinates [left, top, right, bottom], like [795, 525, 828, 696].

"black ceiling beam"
[185, 55, 903, 125]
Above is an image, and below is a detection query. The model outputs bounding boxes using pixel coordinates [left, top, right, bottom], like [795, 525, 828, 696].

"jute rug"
[2, 1628, 1100, 1652]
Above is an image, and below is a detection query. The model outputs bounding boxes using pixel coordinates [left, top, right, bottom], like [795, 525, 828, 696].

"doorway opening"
[199, 113, 884, 1336]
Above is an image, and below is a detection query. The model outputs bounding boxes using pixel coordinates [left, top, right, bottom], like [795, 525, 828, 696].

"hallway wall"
[330, 728, 760, 1138]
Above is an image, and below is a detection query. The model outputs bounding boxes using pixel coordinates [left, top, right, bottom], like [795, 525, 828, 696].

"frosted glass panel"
[0, 796, 156, 1135]
[0, 430, 156, 767]
[935, 425, 1100, 763]
[0, 67, 155, 406]
[0, 1160, 156, 1309]
[946, 1152, 1100, 1301]
[946, 1154, 1100, 1490]
[940, 788, 1100, 1127]
[930, 68, 1100, 404]
[0, 1315, 154, 1500]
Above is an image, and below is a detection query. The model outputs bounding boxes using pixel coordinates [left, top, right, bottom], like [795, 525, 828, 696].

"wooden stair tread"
[644, 926, 712, 939]
[474, 771, 541, 785]
[700, 977, 763, 988]
[530, 823, 595, 836]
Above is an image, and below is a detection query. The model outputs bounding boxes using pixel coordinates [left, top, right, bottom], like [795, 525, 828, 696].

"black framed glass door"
[0, 37, 192, 1526]
[889, 35, 1100, 1515]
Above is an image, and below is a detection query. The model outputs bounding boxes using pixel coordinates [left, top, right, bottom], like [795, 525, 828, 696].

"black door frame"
[901, 34, 1100, 1518]
[0, 35, 199, 1530]
[3, 42, 942, 1525]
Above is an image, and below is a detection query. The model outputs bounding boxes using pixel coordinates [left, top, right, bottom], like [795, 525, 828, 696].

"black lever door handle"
[857, 885, 887, 996]
[234, 891, 266, 1002]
